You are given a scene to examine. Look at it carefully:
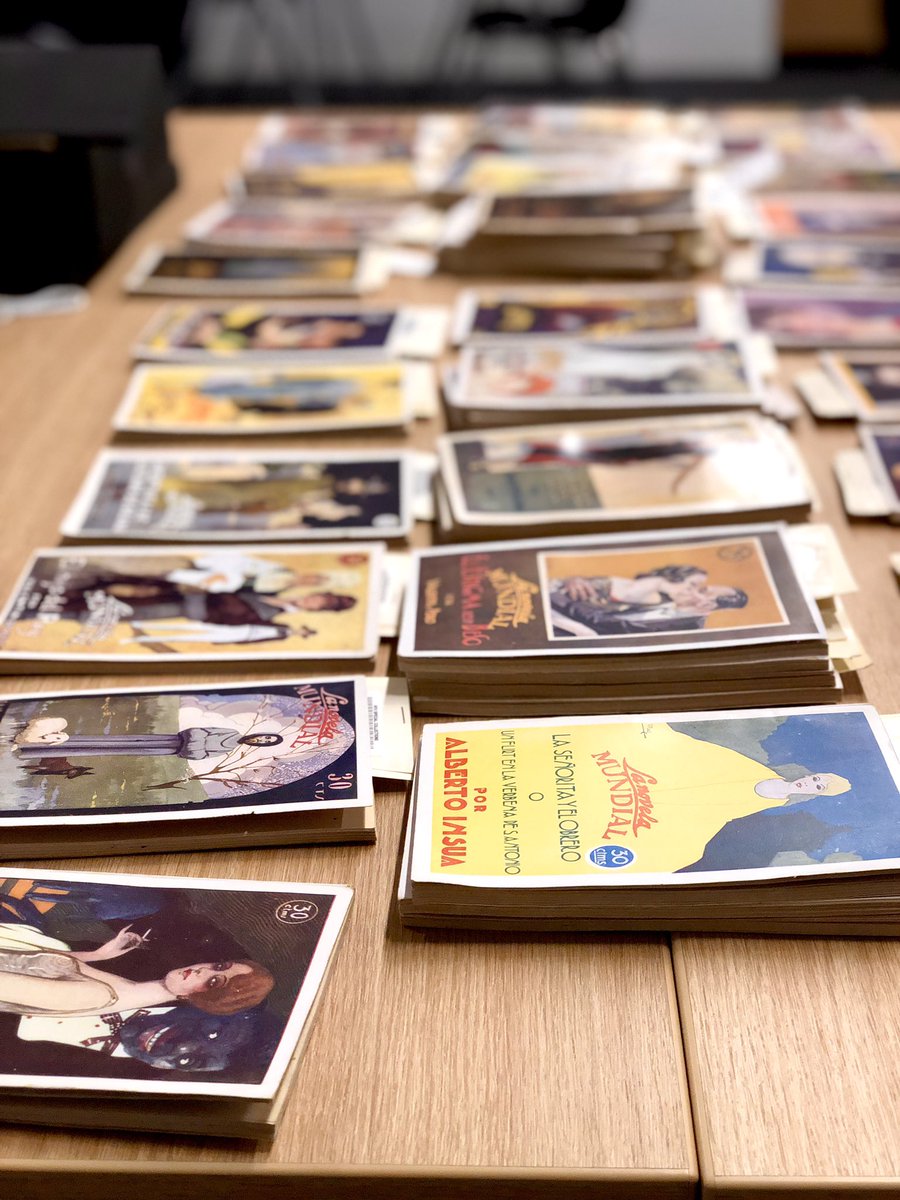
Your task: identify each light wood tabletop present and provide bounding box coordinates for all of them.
[0,109,898,1199]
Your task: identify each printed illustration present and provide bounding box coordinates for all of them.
[188,200,412,249]
[0,680,364,821]
[118,362,410,434]
[541,538,784,639]
[743,291,900,346]
[416,708,900,881]
[461,341,752,404]
[755,241,900,286]
[404,529,817,656]
[66,454,405,538]
[0,872,347,1095]
[142,251,359,284]
[865,430,900,502]
[757,196,900,239]
[143,305,399,356]
[446,418,802,518]
[244,161,418,196]
[468,294,699,339]
[487,189,694,226]
[0,548,378,662]
[823,354,900,415]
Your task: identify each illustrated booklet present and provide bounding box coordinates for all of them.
[61,449,413,542]
[124,245,391,298]
[740,287,900,348]
[0,867,351,1139]
[443,339,768,429]
[435,412,814,540]
[183,198,445,252]
[399,705,900,934]
[0,676,383,856]
[0,544,383,671]
[451,284,739,345]
[794,352,900,422]
[745,193,900,241]
[398,524,838,716]
[132,303,449,362]
[437,194,710,278]
[835,424,900,522]
[114,359,433,436]
[727,239,900,289]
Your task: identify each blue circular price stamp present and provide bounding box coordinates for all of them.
[587,845,634,869]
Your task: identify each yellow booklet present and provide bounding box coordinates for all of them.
[411,706,900,884]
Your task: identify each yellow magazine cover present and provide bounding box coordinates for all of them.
[116,362,412,435]
[412,708,900,884]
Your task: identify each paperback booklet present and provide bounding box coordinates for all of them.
[0,677,378,855]
[451,284,739,345]
[183,198,446,253]
[0,545,383,670]
[444,339,767,429]
[399,706,900,934]
[748,193,900,241]
[61,449,413,542]
[132,303,449,362]
[114,360,432,436]
[0,868,351,1139]
[835,425,900,521]
[398,524,836,716]
[124,245,390,297]
[740,288,900,348]
[435,412,814,539]
[797,351,900,422]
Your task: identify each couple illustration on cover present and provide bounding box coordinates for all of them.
[549,560,747,637]
[44,552,359,646]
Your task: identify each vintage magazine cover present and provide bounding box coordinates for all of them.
[451,284,738,344]
[399,525,823,659]
[124,245,389,297]
[0,545,383,667]
[728,240,900,289]
[0,678,371,827]
[858,425,900,516]
[0,868,351,1101]
[61,449,412,541]
[114,360,426,435]
[132,303,448,362]
[410,706,900,886]
[451,339,764,414]
[740,288,900,348]
[437,413,812,529]
[819,351,900,421]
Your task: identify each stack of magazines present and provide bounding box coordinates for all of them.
[435,104,718,277]
[437,190,714,278]
[398,525,840,715]
[433,413,813,542]
[0,869,351,1140]
[442,338,771,431]
[398,705,900,934]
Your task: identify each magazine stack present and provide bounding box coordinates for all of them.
[398,706,900,935]
[398,524,841,716]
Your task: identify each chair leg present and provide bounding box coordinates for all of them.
[547,34,567,88]
[595,26,628,86]
[253,0,323,103]
[338,0,384,84]
[428,0,476,86]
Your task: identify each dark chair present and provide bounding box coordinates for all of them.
[435,0,630,87]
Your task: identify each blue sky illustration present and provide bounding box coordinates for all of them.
[674,710,900,872]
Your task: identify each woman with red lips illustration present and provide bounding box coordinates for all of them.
[0,924,274,1018]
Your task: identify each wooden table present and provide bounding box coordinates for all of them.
[0,111,898,1199]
